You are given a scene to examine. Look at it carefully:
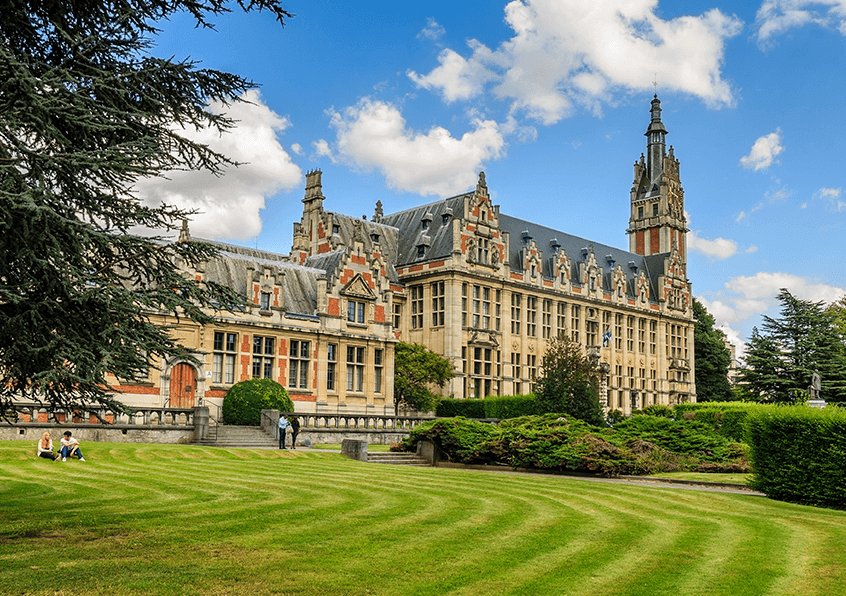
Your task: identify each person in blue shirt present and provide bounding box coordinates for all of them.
[277,414,289,449]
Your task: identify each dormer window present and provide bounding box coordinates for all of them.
[422,212,433,231]
[260,292,271,311]
[332,224,340,235]
[442,209,452,225]
[416,245,425,258]
[370,233,380,244]
[422,220,429,231]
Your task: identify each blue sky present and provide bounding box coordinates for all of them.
[144,0,846,354]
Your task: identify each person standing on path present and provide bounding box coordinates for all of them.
[289,416,300,449]
[278,414,289,449]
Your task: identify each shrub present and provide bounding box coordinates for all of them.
[747,406,846,509]
[402,417,497,463]
[222,378,294,426]
[606,409,626,426]
[639,404,675,418]
[484,394,538,419]
[436,398,486,419]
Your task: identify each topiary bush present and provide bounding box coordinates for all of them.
[484,394,538,419]
[222,378,294,426]
[747,406,846,509]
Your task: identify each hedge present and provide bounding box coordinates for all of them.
[746,406,846,509]
[673,402,771,442]
[222,378,294,426]
[436,398,486,419]
[484,394,538,419]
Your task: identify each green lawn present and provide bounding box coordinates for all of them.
[2,440,844,596]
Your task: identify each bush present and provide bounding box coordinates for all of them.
[639,404,675,418]
[747,406,846,509]
[484,394,538,419]
[674,402,772,442]
[436,398,486,419]
[222,378,294,426]
[402,417,497,463]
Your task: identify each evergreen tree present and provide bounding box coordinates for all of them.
[534,334,604,426]
[739,289,846,403]
[692,297,734,401]
[0,1,291,418]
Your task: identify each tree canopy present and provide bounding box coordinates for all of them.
[393,342,455,413]
[0,0,291,418]
[692,297,735,401]
[739,289,846,403]
[534,334,604,426]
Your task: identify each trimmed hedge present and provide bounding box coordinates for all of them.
[222,378,294,426]
[747,406,846,509]
[673,403,772,442]
[484,394,538,419]
[435,398,486,419]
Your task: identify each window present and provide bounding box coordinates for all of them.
[511,293,522,335]
[327,343,337,391]
[411,286,423,329]
[526,296,537,337]
[347,300,366,324]
[570,305,580,343]
[638,205,644,219]
[288,340,310,389]
[615,314,623,350]
[252,336,275,379]
[527,354,537,391]
[652,203,659,217]
[495,290,501,331]
[393,303,402,329]
[212,332,237,384]
[416,245,426,258]
[461,283,468,327]
[557,302,566,335]
[346,346,365,392]
[260,291,271,310]
[511,353,521,379]
[649,321,657,355]
[472,285,491,329]
[638,318,646,353]
[477,238,489,265]
[542,299,552,339]
[432,281,445,326]
[374,348,383,394]
[627,316,635,351]
[586,319,598,346]
[471,347,492,399]
[668,324,687,359]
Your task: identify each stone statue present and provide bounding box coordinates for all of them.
[810,370,822,399]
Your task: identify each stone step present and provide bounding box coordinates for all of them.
[368,452,430,466]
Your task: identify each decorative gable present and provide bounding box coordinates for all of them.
[340,273,376,301]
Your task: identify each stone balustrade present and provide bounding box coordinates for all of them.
[7,403,197,428]
[282,412,434,431]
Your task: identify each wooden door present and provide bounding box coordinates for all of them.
[169,363,196,408]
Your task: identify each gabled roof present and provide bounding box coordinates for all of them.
[379,194,469,266]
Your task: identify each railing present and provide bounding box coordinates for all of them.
[281,412,435,431]
[6,403,197,428]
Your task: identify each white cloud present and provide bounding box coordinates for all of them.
[736,201,763,222]
[326,98,505,196]
[817,187,845,212]
[134,90,302,240]
[688,230,738,260]
[312,139,334,160]
[740,130,784,171]
[755,0,846,45]
[409,0,742,124]
[291,143,303,155]
[418,17,446,41]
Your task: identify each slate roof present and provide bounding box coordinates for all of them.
[323,212,400,283]
[378,194,469,265]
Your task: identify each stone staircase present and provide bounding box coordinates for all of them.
[194,424,279,449]
[367,452,431,466]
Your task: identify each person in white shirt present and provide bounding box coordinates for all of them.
[60,431,85,461]
[277,415,289,449]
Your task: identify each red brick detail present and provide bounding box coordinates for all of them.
[195,275,202,281]
[113,384,161,395]
[38,412,48,422]
[409,265,423,272]
[318,243,331,254]
[466,224,476,232]
[510,272,522,280]
[205,389,227,398]
[351,254,366,266]
[253,284,260,304]
[363,272,374,288]
[390,284,403,292]
[603,292,612,300]
[291,393,317,403]
[240,355,251,381]
[279,338,288,356]
[573,286,582,293]
[375,304,385,322]
[628,299,636,305]
[318,222,326,239]
[273,287,280,307]
[650,228,660,254]
[543,280,553,287]
[650,304,660,310]
[20,413,31,422]
[636,231,645,255]
[328,297,340,317]
[428,260,445,269]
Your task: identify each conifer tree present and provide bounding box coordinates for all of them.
[0,1,291,418]
[692,298,734,401]
[535,334,604,426]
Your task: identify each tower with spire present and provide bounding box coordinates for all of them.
[627,95,688,266]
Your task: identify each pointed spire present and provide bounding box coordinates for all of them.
[178,219,191,243]
[645,95,668,186]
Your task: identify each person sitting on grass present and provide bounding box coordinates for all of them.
[60,431,85,462]
[37,431,60,462]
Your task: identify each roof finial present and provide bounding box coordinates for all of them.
[653,74,658,97]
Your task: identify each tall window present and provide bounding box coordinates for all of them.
[570,305,580,343]
[212,332,237,384]
[526,296,537,337]
[511,293,522,335]
[542,299,552,339]
[346,346,365,392]
[393,303,402,329]
[495,290,501,331]
[326,343,337,391]
[374,348,383,394]
[252,336,275,379]
[649,321,657,355]
[626,316,635,351]
[477,238,490,265]
[615,314,623,350]
[557,302,566,335]
[260,291,271,310]
[472,285,491,329]
[432,281,445,326]
[461,283,468,327]
[411,286,423,329]
[288,340,310,389]
[511,353,521,380]
[347,300,366,324]
[527,354,537,391]
[638,318,646,353]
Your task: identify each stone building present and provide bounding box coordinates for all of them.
[112,95,695,415]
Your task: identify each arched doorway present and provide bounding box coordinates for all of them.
[169,363,197,408]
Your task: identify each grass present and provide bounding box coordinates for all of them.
[648,472,753,485]
[2,440,845,596]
